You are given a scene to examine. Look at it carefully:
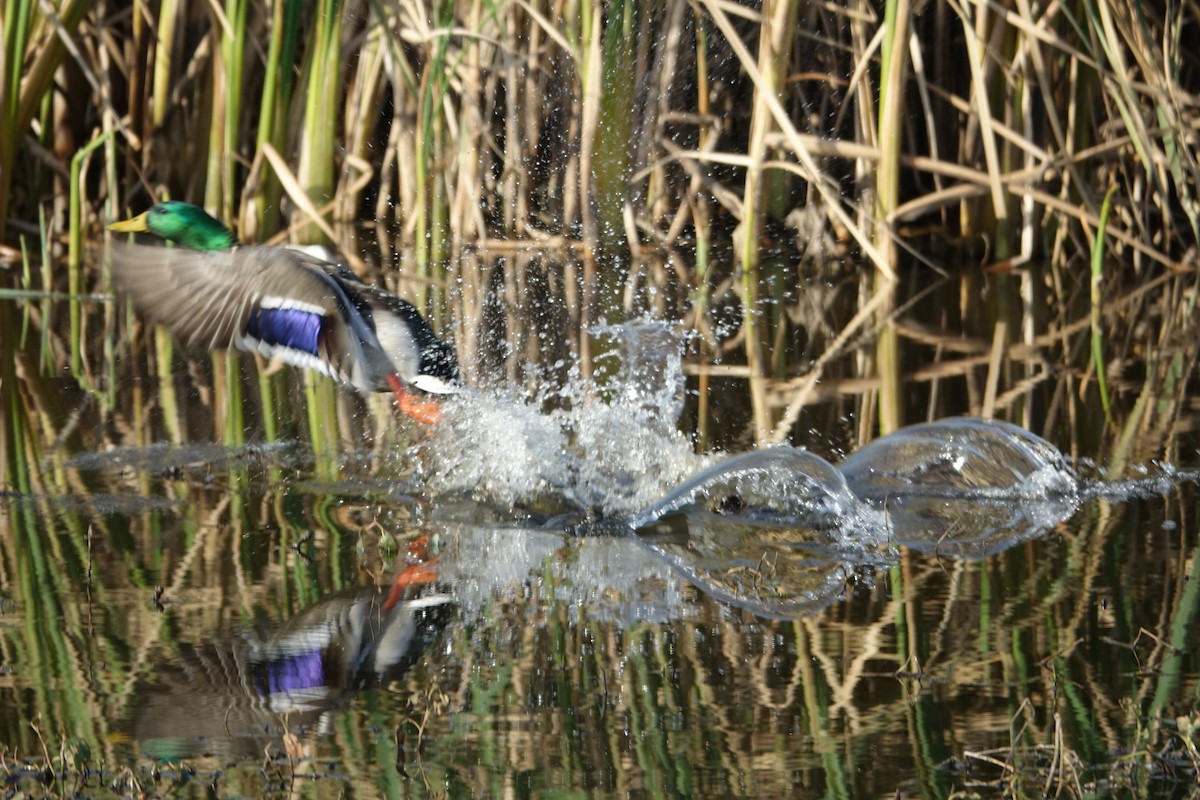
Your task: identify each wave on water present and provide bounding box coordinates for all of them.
[840,417,1078,499]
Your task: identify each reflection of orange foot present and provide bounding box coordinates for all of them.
[386,374,442,425]
[406,534,432,563]
[382,560,440,612]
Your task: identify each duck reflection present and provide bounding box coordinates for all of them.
[134,581,452,761]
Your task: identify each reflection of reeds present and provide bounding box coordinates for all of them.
[1,415,1199,793]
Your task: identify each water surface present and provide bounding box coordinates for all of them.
[2,282,1198,799]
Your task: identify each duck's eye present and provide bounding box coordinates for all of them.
[152,207,167,214]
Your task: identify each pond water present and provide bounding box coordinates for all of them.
[2,277,1199,798]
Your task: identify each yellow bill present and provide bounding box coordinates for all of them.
[107,211,151,233]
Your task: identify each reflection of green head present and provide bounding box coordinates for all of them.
[108,201,235,251]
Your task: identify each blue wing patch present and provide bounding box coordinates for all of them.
[247,307,322,355]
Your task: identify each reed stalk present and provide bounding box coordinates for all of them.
[203,0,248,222]
[152,328,182,445]
[0,316,28,490]
[736,0,797,443]
[874,0,910,437]
[428,122,449,320]
[411,46,435,284]
[0,0,90,241]
[150,0,180,126]
[336,21,385,226]
[305,372,340,481]
[591,0,635,265]
[256,368,278,444]
[1089,185,1118,426]
[0,0,35,246]
[69,131,113,408]
[296,0,343,244]
[576,0,600,250]
[221,352,245,447]
[249,0,302,239]
[690,15,714,449]
[37,211,53,373]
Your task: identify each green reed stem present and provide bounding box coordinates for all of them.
[592,0,635,319]
[204,0,247,221]
[153,328,182,445]
[253,0,301,237]
[257,370,278,443]
[305,373,339,481]
[1,316,30,490]
[297,0,342,243]
[151,0,179,124]
[69,130,113,408]
[37,209,53,372]
[1090,185,1118,426]
[221,352,245,447]
[412,4,454,295]
[19,236,31,349]
[0,0,34,244]
[0,0,35,242]
[0,0,90,240]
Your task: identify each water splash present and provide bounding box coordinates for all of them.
[417,320,707,517]
[627,448,892,617]
[416,321,897,618]
[412,344,1149,608]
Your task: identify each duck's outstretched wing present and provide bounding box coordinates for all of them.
[109,242,379,388]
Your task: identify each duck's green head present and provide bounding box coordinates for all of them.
[108,201,235,251]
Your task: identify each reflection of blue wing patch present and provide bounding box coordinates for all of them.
[247,307,321,355]
[253,650,326,695]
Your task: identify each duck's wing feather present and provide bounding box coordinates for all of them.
[110,242,379,388]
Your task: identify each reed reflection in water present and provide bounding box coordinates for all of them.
[3,465,1197,797]
[2,274,1199,797]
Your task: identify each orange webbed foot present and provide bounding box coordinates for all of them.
[386,373,443,425]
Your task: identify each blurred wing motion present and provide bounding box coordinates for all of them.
[111,241,461,421]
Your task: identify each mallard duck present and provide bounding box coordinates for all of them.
[108,202,460,424]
